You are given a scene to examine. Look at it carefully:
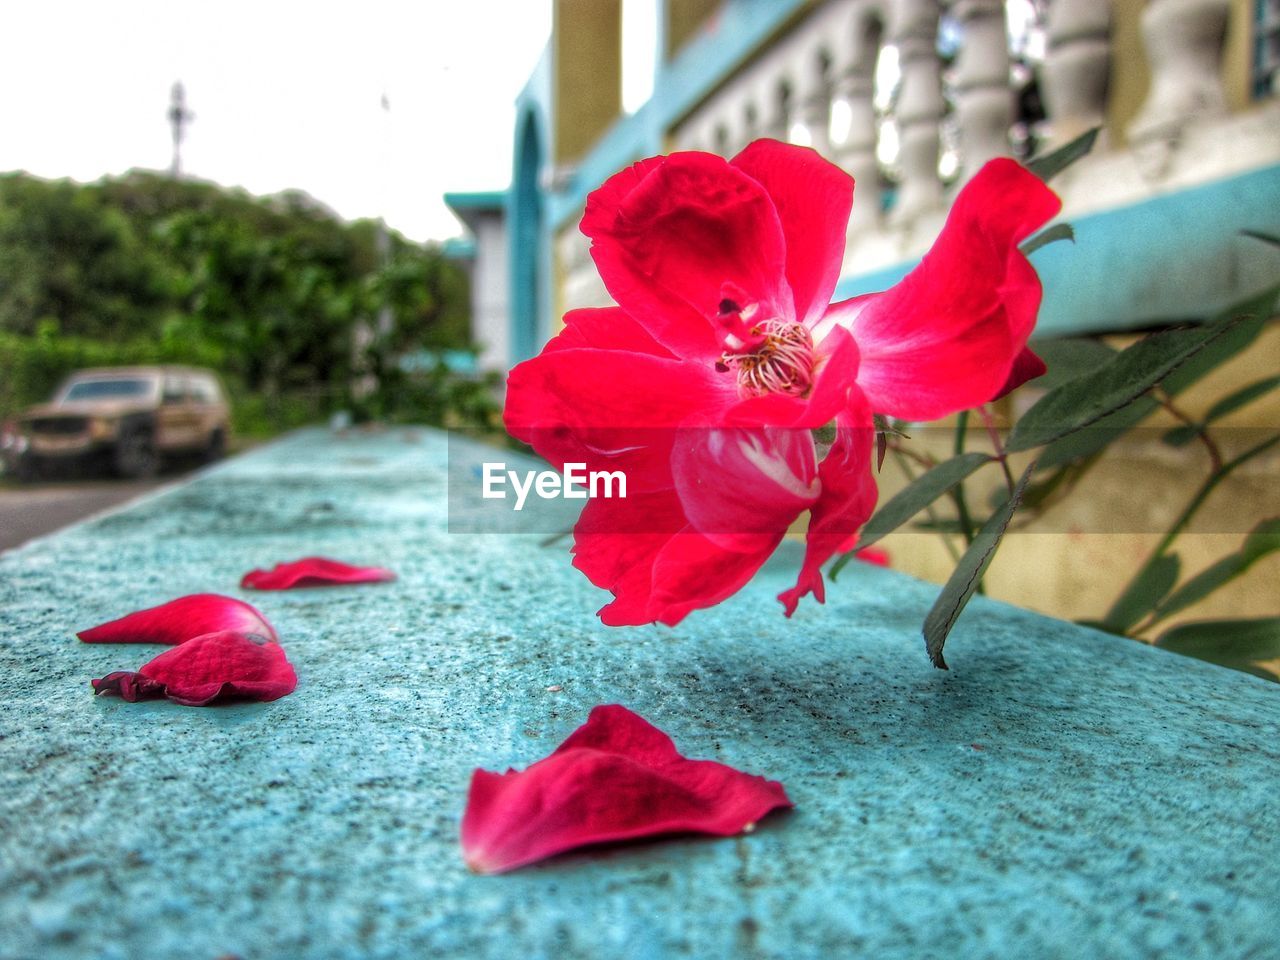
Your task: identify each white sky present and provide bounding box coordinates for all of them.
[0,1,554,242]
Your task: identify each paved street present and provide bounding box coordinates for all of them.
[0,477,171,552]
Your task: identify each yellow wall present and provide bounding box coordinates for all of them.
[553,0,623,166]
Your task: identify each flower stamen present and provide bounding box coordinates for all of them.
[720,320,816,398]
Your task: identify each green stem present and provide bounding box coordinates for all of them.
[951,411,978,547]
[890,447,963,564]
[977,404,1016,494]
[1122,431,1280,635]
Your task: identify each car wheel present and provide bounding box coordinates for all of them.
[203,428,226,464]
[114,427,158,479]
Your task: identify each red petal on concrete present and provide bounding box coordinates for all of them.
[77,593,278,645]
[240,557,397,590]
[91,630,297,706]
[460,704,792,874]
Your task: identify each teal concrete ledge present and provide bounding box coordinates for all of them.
[1,428,1277,959]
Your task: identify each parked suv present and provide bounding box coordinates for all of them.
[3,366,231,480]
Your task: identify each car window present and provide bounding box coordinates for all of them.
[62,379,154,402]
[191,376,222,403]
[162,377,186,404]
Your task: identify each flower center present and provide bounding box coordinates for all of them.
[718,319,816,398]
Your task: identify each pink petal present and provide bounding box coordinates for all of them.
[856,547,891,567]
[541,306,676,359]
[505,336,732,493]
[992,346,1047,400]
[571,490,782,627]
[731,139,854,328]
[779,392,878,616]
[460,705,791,874]
[670,424,818,551]
[582,151,793,361]
[240,557,396,590]
[91,630,297,706]
[77,593,278,645]
[837,158,1061,421]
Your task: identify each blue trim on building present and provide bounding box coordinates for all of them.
[835,163,1280,338]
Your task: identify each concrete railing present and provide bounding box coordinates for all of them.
[557,0,1276,324]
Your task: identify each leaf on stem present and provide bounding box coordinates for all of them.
[1100,553,1181,634]
[1021,222,1075,256]
[922,460,1035,669]
[1155,617,1280,682]
[829,452,990,580]
[1008,286,1278,453]
[1025,128,1100,182]
[1146,518,1280,626]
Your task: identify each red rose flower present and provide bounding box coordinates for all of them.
[505,140,1059,625]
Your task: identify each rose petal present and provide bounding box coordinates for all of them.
[583,151,793,362]
[460,705,792,874]
[91,630,297,706]
[833,158,1061,421]
[731,139,854,328]
[77,593,278,645]
[240,557,396,590]
[571,489,782,627]
[992,346,1047,400]
[779,391,878,616]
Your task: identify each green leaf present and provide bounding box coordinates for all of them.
[922,460,1035,669]
[1100,553,1181,633]
[1155,617,1280,681]
[1203,373,1280,423]
[1147,519,1280,625]
[1025,128,1100,182]
[1240,229,1280,248]
[1007,288,1279,453]
[1021,222,1074,256]
[1031,337,1117,391]
[1161,423,1202,448]
[831,452,991,580]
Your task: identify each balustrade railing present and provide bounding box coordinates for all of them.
[559,0,1273,315]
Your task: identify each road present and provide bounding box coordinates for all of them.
[0,477,171,552]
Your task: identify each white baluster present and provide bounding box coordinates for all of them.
[831,2,886,229]
[1041,0,1112,148]
[1129,0,1232,144]
[890,0,945,223]
[796,47,833,154]
[951,0,1012,179]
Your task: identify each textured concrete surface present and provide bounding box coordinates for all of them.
[1,427,1277,960]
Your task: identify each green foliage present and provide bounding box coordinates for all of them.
[830,452,990,579]
[1156,617,1280,681]
[1025,128,1100,182]
[0,170,480,433]
[922,461,1035,669]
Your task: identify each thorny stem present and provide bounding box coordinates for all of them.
[1123,431,1280,636]
[977,404,1016,494]
[1155,387,1223,472]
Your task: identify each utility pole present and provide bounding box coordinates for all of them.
[168,81,194,177]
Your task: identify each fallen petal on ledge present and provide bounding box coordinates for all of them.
[91,630,298,706]
[240,556,397,590]
[461,704,792,874]
[78,593,279,645]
